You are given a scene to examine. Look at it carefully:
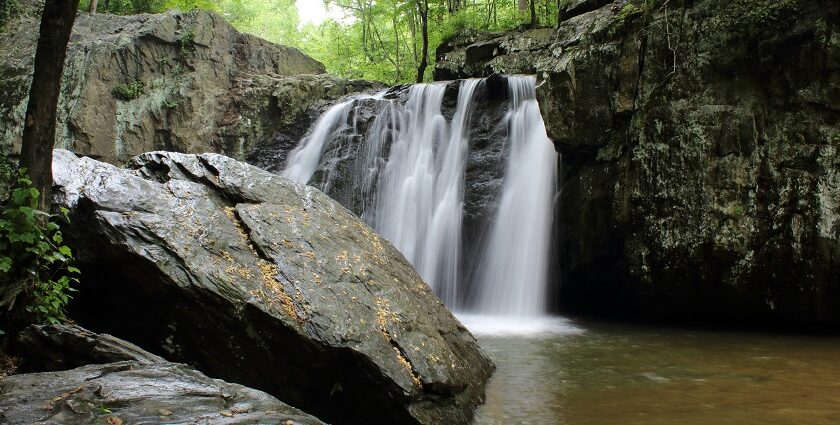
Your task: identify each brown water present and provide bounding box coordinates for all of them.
[470,318,840,425]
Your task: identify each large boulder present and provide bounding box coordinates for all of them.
[436,0,840,325]
[0,3,380,164]
[50,149,494,425]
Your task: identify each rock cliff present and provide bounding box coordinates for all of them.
[0,2,381,165]
[437,0,840,325]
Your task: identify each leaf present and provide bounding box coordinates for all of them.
[0,257,11,273]
[67,266,81,274]
[59,246,72,257]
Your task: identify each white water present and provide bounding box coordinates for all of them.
[471,76,558,317]
[456,313,583,337]
[282,91,385,184]
[375,80,481,305]
[281,76,558,329]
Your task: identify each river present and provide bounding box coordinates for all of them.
[464,316,840,424]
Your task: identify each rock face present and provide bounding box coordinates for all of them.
[51,149,494,425]
[0,2,380,164]
[0,361,325,424]
[436,0,840,325]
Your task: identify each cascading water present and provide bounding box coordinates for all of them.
[282,91,385,184]
[281,76,559,329]
[375,80,481,305]
[471,76,558,316]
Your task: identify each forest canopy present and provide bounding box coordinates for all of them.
[76,0,564,83]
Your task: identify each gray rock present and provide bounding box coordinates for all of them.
[0,6,382,165]
[0,360,325,424]
[15,324,166,372]
[436,0,840,325]
[51,149,493,425]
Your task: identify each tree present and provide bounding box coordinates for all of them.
[19,0,81,213]
[89,0,98,13]
[415,0,428,82]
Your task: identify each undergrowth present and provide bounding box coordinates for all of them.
[0,167,79,327]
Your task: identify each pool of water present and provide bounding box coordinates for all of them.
[464,316,840,425]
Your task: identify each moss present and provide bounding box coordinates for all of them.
[0,0,21,32]
[711,0,799,33]
[112,80,146,101]
[606,0,663,38]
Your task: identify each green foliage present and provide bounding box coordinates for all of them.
[79,0,166,14]
[92,0,560,83]
[743,0,798,27]
[112,79,146,101]
[0,169,79,324]
[179,30,196,54]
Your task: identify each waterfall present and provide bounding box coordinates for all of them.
[282,91,385,184]
[471,76,557,316]
[375,80,481,305]
[281,76,557,321]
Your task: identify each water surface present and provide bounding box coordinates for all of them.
[470,317,840,425]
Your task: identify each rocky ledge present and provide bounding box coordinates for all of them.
[437,0,840,326]
[2,325,325,424]
[46,149,493,425]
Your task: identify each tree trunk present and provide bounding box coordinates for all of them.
[415,0,428,83]
[89,0,98,13]
[518,0,528,12]
[529,0,537,27]
[19,0,81,213]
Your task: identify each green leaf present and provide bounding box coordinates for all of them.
[67,266,81,274]
[59,246,73,257]
[0,257,11,273]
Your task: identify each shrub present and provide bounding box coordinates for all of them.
[0,169,79,325]
[112,79,146,101]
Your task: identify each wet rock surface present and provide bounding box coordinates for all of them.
[0,361,325,425]
[3,323,324,424]
[51,149,494,425]
[436,0,840,326]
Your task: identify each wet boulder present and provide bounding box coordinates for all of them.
[0,361,325,425]
[51,149,494,425]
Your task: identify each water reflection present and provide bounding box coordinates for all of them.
[472,319,840,425]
